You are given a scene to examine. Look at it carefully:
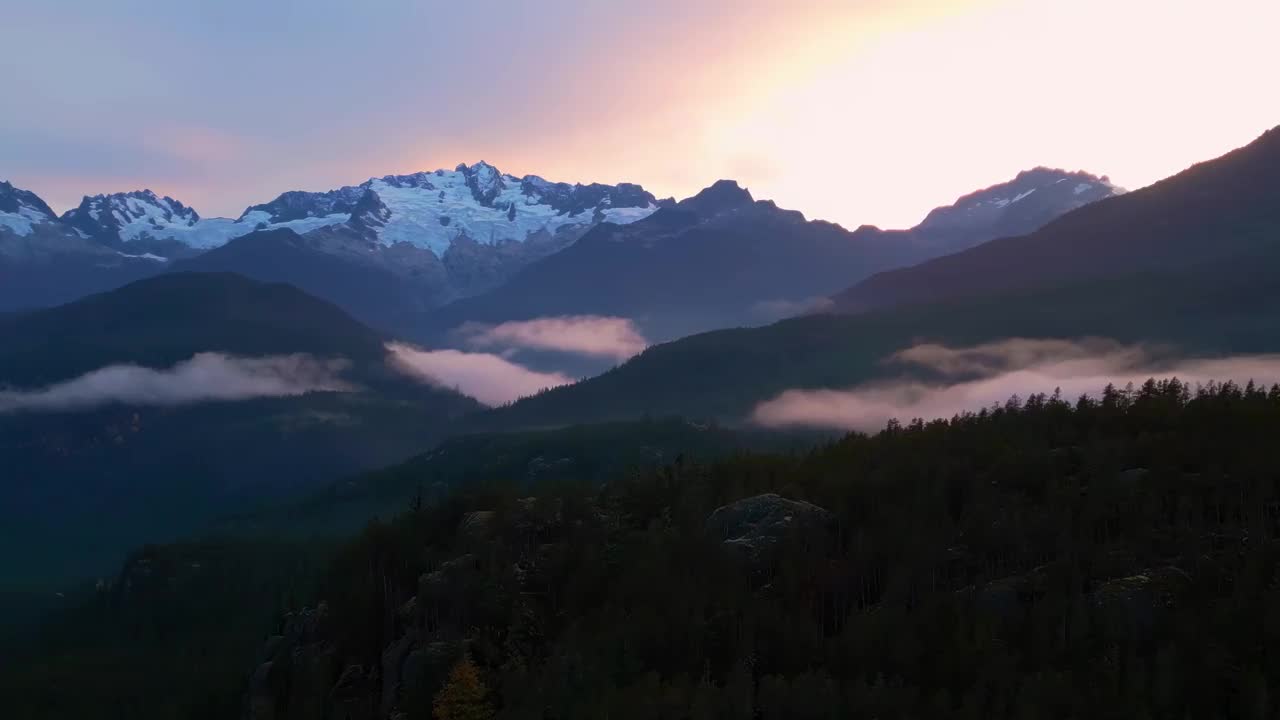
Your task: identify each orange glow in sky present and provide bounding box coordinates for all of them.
[8,0,1280,230]
[486,0,1280,229]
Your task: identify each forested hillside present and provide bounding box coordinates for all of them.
[0,273,480,588]
[479,247,1280,429]
[12,379,1280,718]
[220,418,823,541]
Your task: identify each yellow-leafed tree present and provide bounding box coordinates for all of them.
[433,653,494,720]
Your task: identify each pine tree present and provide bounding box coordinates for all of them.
[433,653,494,720]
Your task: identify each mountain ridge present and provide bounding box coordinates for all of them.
[832,125,1280,313]
[0,164,1121,331]
[44,161,663,259]
[416,168,1122,353]
[0,271,482,584]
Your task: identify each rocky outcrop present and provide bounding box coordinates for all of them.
[705,493,832,560]
[241,496,597,719]
[1091,566,1191,632]
[246,603,337,720]
[244,509,518,719]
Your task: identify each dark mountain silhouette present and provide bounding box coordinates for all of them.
[473,240,1280,430]
[172,229,452,336]
[0,273,480,586]
[833,126,1280,313]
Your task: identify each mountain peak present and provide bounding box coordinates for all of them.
[834,125,1280,316]
[457,160,499,173]
[0,180,57,220]
[679,180,754,214]
[0,180,60,236]
[456,161,507,206]
[57,190,225,256]
[915,167,1123,239]
[70,189,201,224]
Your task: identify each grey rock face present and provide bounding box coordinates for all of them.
[705,493,832,556]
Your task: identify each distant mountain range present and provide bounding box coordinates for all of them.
[41,162,662,259]
[419,169,1123,350]
[1,164,1119,342]
[471,125,1280,429]
[0,163,665,318]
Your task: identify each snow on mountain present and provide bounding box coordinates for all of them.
[0,180,177,293]
[115,250,170,262]
[245,162,662,256]
[45,163,660,258]
[0,181,59,236]
[58,189,350,255]
[236,211,353,236]
[917,167,1124,237]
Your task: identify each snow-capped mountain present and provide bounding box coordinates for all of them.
[916,167,1124,244]
[51,162,662,262]
[58,190,349,259]
[0,180,59,235]
[0,164,664,325]
[1,163,1124,338]
[0,182,175,311]
[244,161,663,256]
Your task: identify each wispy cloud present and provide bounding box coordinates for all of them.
[750,296,835,323]
[753,338,1280,430]
[457,315,648,361]
[0,353,352,414]
[386,342,572,406]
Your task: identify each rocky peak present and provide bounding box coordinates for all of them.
[59,190,201,246]
[239,186,365,224]
[0,180,56,219]
[678,179,755,216]
[0,181,58,236]
[456,161,507,207]
[915,167,1124,240]
[347,188,392,237]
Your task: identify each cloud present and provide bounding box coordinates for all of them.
[753,338,1280,430]
[0,353,353,414]
[750,296,835,323]
[386,342,573,407]
[888,338,1162,379]
[457,315,648,361]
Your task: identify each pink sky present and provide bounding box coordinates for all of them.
[6,0,1279,229]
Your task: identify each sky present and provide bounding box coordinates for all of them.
[3,0,1279,230]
